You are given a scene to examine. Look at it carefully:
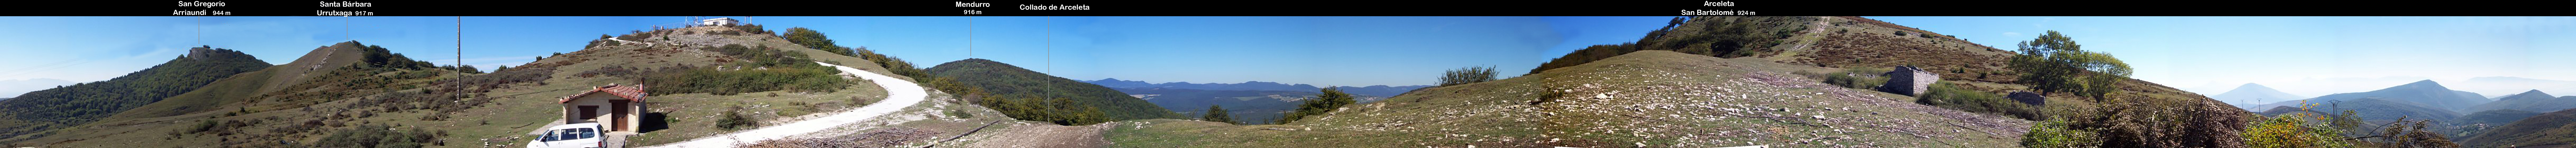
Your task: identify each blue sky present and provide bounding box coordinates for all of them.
[9,16,2564,98]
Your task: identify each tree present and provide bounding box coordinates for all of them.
[492,65,507,72]
[2008,31,2131,99]
[457,65,482,74]
[1439,66,1499,86]
[1277,88,1355,124]
[1202,105,1235,125]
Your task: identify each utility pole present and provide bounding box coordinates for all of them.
[456,16,463,104]
[458,16,464,74]
[1046,16,1051,99]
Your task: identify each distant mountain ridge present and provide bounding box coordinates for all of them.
[2259,97,2460,122]
[1112,88,1315,124]
[2211,83,2305,108]
[2466,90,2576,113]
[2455,76,2576,98]
[1081,78,1431,97]
[2250,80,2490,112]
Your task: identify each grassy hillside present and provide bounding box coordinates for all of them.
[1654,16,2252,147]
[1105,16,2253,147]
[2459,109,2543,126]
[927,59,1178,125]
[1108,51,2033,147]
[101,41,415,121]
[4,26,900,148]
[1,41,476,147]
[2457,108,2576,147]
[0,47,270,140]
[1530,16,1819,75]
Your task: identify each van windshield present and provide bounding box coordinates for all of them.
[541,128,597,142]
[538,130,557,142]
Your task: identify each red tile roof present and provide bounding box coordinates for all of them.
[560,84,647,103]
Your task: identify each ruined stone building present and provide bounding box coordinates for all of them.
[1876,65,1938,96]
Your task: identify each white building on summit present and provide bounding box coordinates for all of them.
[698,17,738,26]
[1876,65,1938,96]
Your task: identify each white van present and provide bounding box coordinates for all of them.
[528,123,606,148]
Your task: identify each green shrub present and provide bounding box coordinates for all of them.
[642,65,846,95]
[1916,82,2043,120]
[2241,104,2354,148]
[715,105,756,130]
[782,27,857,57]
[643,44,850,95]
[1438,65,1499,86]
[188,120,219,133]
[978,95,1108,125]
[853,47,931,79]
[1820,68,1890,90]
[727,24,770,35]
[1276,88,1356,124]
[944,109,973,118]
[2054,92,2249,147]
[2021,119,2101,148]
[1201,105,1236,125]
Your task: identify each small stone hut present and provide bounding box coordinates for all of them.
[1876,65,1939,96]
[560,84,647,132]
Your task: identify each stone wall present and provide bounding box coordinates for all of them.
[1875,66,1938,96]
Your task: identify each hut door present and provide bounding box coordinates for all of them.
[611,100,630,131]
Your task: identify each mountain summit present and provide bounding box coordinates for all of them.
[2212,83,2306,107]
[2497,90,2554,101]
